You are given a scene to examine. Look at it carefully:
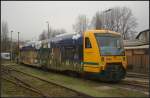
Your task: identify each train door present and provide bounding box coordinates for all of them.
[83,32,101,73]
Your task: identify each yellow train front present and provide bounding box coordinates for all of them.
[20,30,127,82]
[83,30,127,82]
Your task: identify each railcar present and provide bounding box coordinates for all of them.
[20,30,127,82]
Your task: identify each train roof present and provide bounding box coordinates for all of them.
[86,29,121,35]
[55,32,76,37]
[51,33,83,47]
[21,40,42,50]
[21,33,83,50]
[52,33,82,40]
[21,30,120,49]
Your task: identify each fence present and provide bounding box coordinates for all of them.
[126,55,149,74]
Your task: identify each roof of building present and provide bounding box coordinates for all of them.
[123,39,149,49]
[124,45,149,49]
[123,39,147,47]
[136,29,150,39]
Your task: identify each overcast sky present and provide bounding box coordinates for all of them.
[1,1,149,41]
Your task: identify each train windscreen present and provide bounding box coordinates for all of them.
[95,33,125,56]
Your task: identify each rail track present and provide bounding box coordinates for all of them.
[2,77,45,97]
[127,72,149,79]
[118,79,149,96]
[123,72,149,91]
[2,64,149,96]
[120,80,149,90]
[1,69,46,97]
[1,65,92,97]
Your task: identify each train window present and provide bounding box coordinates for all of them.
[85,37,92,48]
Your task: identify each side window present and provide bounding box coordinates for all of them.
[85,37,92,48]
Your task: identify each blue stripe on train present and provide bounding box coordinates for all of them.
[81,62,99,65]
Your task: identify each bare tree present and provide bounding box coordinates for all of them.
[91,12,103,30]
[38,28,66,41]
[92,7,138,40]
[73,15,89,34]
[128,31,137,40]
[38,30,47,40]
[1,21,10,51]
[51,29,66,37]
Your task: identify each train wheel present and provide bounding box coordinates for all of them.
[104,65,126,83]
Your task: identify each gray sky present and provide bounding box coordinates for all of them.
[1,1,149,41]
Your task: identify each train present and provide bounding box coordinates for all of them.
[20,30,127,82]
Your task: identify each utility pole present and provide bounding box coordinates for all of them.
[10,30,13,62]
[46,21,50,39]
[17,32,20,63]
[103,9,112,29]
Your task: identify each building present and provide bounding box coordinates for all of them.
[136,29,149,44]
[124,29,149,74]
